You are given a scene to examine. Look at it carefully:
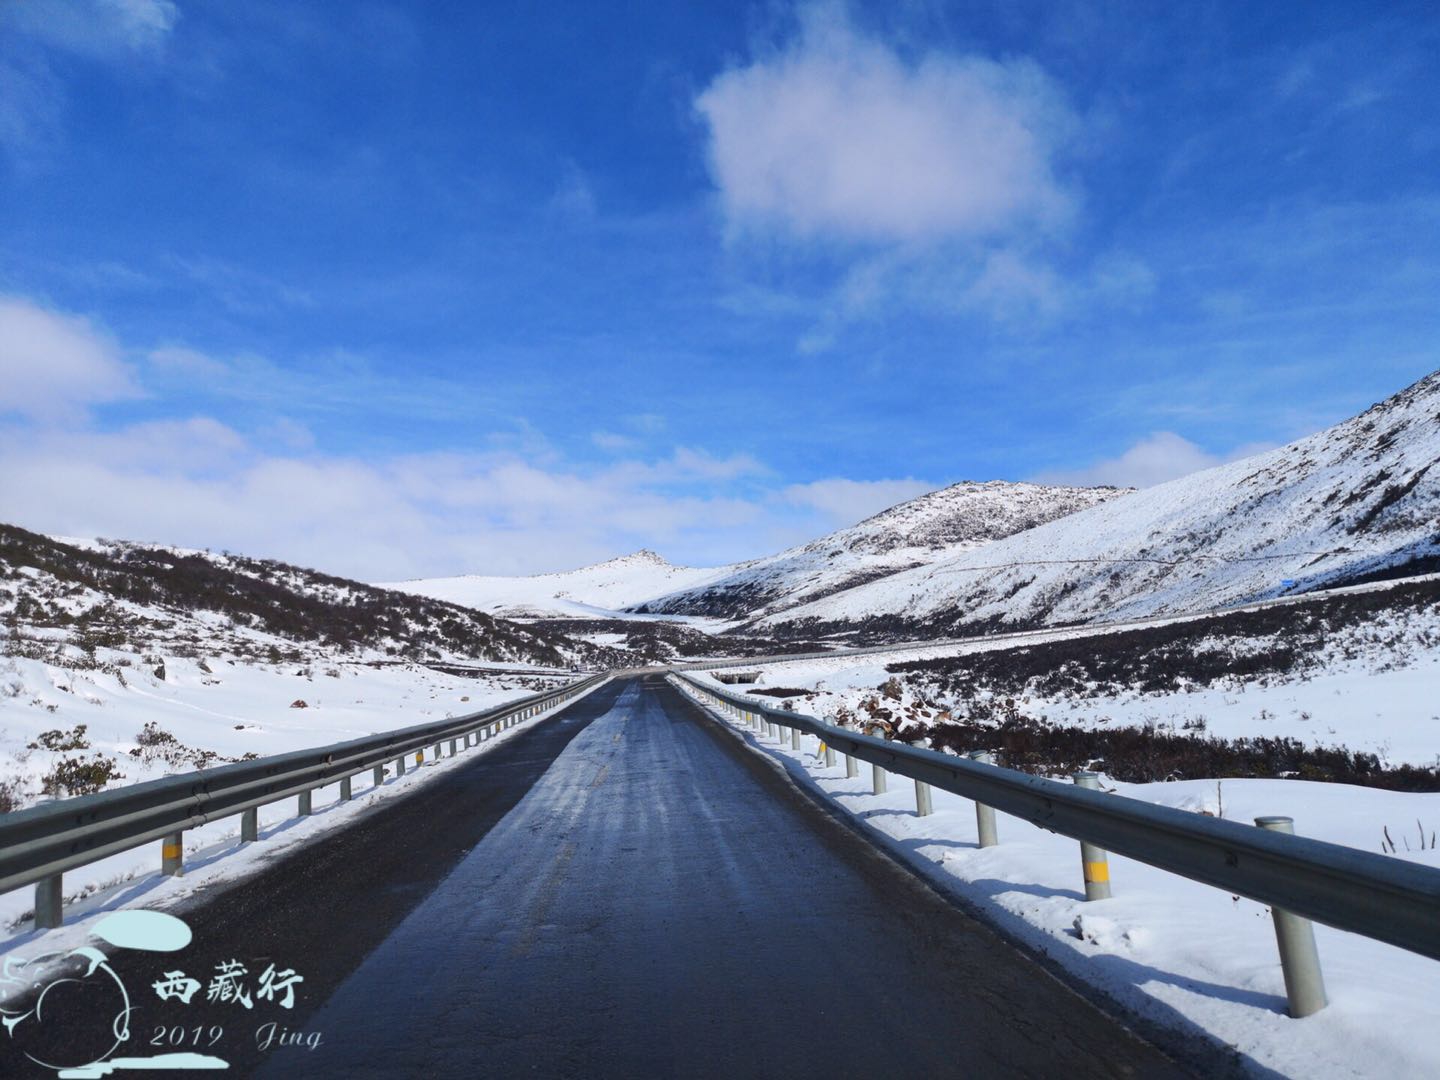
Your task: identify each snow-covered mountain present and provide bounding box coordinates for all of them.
[378,549,731,620]
[762,369,1440,637]
[0,526,590,669]
[630,481,1129,621]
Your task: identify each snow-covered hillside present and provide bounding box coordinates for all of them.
[0,524,596,814]
[378,549,733,621]
[764,369,1440,637]
[0,525,589,668]
[632,481,1128,621]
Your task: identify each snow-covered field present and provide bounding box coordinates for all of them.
[676,677,1440,1078]
[700,588,1440,769]
[0,648,558,794]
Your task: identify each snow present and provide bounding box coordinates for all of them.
[765,370,1440,633]
[691,600,1440,767]
[0,650,555,788]
[675,677,1440,1078]
[377,549,737,624]
[636,480,1127,620]
[379,481,1127,629]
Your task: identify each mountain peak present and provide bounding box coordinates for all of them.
[603,549,670,568]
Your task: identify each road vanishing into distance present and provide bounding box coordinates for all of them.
[15,677,1212,1078]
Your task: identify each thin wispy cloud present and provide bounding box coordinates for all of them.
[0,0,179,162]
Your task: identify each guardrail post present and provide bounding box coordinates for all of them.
[162,832,184,876]
[1072,772,1112,899]
[241,807,259,842]
[915,779,933,817]
[449,738,458,757]
[823,742,836,768]
[1255,816,1328,1017]
[791,726,801,751]
[872,762,888,794]
[845,750,858,778]
[968,751,999,847]
[373,763,385,788]
[396,753,406,776]
[298,790,313,816]
[35,875,62,929]
[340,776,354,802]
[432,742,442,762]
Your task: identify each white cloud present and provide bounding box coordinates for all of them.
[695,4,1074,244]
[0,299,923,581]
[1035,432,1277,489]
[0,296,141,420]
[0,397,788,580]
[781,477,935,526]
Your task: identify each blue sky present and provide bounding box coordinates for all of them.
[1,0,1437,579]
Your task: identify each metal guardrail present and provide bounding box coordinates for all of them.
[671,671,1440,1017]
[2,673,611,927]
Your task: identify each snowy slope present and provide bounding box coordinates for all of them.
[378,549,734,620]
[0,525,596,817]
[0,525,586,668]
[763,369,1440,635]
[633,481,1128,620]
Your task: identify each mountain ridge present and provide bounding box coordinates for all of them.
[757,369,1440,638]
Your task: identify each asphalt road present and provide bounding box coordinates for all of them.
[1,678,629,1078]
[254,675,1191,1079]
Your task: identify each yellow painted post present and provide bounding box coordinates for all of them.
[1073,772,1112,900]
[161,832,184,876]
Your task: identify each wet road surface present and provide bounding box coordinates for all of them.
[260,676,1190,1078]
[1,679,627,1078]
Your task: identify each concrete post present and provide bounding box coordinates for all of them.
[872,762,888,794]
[162,832,184,876]
[373,764,385,788]
[1256,816,1329,1017]
[449,738,458,757]
[969,751,999,847]
[298,790,313,816]
[35,875,62,930]
[242,806,259,842]
[1073,772,1112,900]
[340,776,353,802]
[915,779,933,817]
